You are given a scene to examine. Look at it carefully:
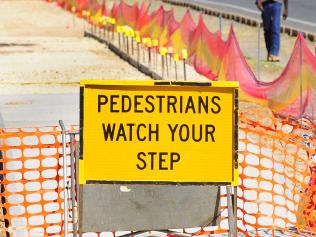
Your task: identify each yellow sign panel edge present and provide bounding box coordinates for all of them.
[80,79,239,88]
[79,79,239,186]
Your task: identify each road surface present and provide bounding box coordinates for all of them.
[0,94,79,128]
[184,0,316,34]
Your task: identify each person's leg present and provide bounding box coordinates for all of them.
[262,3,272,59]
[270,2,282,57]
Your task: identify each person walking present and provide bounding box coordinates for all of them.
[255,0,288,62]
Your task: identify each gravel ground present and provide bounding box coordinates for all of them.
[0,0,149,95]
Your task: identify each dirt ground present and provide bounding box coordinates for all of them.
[0,0,149,95]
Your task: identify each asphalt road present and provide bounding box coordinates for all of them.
[0,94,79,128]
[186,0,316,34]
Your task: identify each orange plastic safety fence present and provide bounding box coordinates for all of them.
[0,111,315,237]
[182,108,316,236]
[235,110,316,236]
[0,126,79,237]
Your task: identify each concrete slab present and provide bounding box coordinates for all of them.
[80,184,221,232]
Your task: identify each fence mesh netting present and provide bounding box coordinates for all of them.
[0,126,79,237]
[48,0,316,121]
[0,107,315,236]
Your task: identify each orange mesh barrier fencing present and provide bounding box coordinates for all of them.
[80,109,316,237]
[0,126,79,237]
[235,108,316,236]
[1,110,315,236]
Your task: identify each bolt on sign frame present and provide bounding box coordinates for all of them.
[76,80,239,237]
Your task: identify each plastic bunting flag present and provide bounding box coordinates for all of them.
[53,0,316,121]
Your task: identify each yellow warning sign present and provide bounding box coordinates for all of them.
[80,80,239,185]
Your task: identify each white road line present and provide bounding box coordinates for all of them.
[199,0,259,15]
[287,18,316,28]
[192,0,316,28]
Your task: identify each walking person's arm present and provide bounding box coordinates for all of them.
[255,0,264,12]
[283,0,288,20]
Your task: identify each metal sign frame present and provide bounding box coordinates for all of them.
[79,80,239,186]
[59,79,239,237]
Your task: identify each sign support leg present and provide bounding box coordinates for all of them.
[234,186,238,236]
[75,142,81,237]
[59,120,69,237]
[226,186,236,237]
[70,134,78,237]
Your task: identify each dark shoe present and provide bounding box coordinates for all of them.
[267,54,272,62]
[270,55,280,62]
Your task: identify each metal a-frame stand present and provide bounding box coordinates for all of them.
[59,82,238,237]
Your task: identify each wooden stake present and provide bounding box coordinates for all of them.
[166,54,169,78]
[111,25,114,40]
[169,53,172,71]
[137,43,140,62]
[155,48,158,71]
[123,34,126,50]
[127,36,130,55]
[174,60,178,81]
[118,32,121,49]
[162,55,165,79]
[183,59,187,81]
[148,47,151,69]
[131,38,134,56]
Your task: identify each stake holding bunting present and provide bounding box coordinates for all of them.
[82,10,87,31]
[165,47,173,78]
[168,46,173,75]
[87,11,92,33]
[182,49,188,80]
[146,37,153,68]
[173,53,179,80]
[124,27,130,55]
[117,26,123,49]
[110,18,116,40]
[142,37,147,63]
[105,17,111,41]
[130,29,135,55]
[160,47,167,79]
[101,17,106,39]
[122,26,126,51]
[71,6,76,28]
[153,39,159,70]
[219,15,222,35]
[135,31,141,62]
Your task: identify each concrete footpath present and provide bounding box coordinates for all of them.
[0,94,78,128]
